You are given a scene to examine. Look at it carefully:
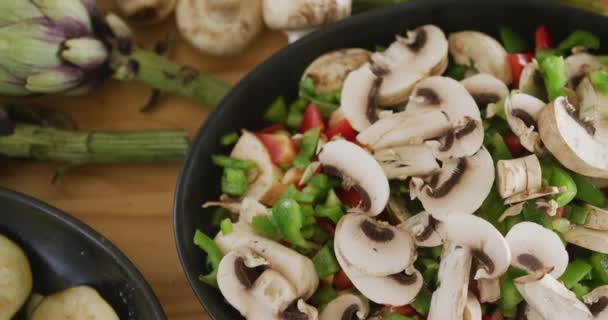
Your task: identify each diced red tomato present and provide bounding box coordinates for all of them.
[503,132,526,157]
[327,118,357,141]
[315,217,336,238]
[333,269,354,290]
[336,188,362,208]
[535,24,554,50]
[509,53,534,87]
[258,123,287,134]
[392,305,418,317]
[300,103,325,133]
[257,133,298,165]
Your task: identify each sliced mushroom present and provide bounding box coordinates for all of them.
[371,25,449,105]
[519,60,548,101]
[514,273,592,320]
[203,197,268,226]
[215,229,319,299]
[263,0,351,30]
[520,303,546,320]
[29,286,119,320]
[231,131,283,204]
[538,97,608,178]
[176,0,264,56]
[463,294,482,320]
[506,222,568,278]
[584,205,608,231]
[428,244,472,320]
[583,285,608,318]
[476,278,501,303]
[498,202,525,222]
[564,226,608,254]
[373,144,439,180]
[357,109,451,150]
[505,93,547,153]
[577,76,608,143]
[496,155,542,199]
[407,76,484,160]
[0,234,33,320]
[320,294,369,320]
[504,186,564,205]
[448,31,512,85]
[217,250,297,318]
[566,53,607,88]
[385,196,412,225]
[318,140,390,216]
[114,0,176,25]
[281,299,319,320]
[444,214,511,279]
[303,48,372,93]
[536,199,559,217]
[340,64,383,131]
[335,245,423,306]
[403,211,444,247]
[461,73,509,109]
[334,213,415,276]
[409,147,495,219]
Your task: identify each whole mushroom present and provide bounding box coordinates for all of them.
[29,286,119,320]
[0,234,33,320]
[176,0,265,56]
[302,48,372,94]
[114,0,176,25]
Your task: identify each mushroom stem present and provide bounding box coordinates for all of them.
[111,48,231,107]
[496,155,542,199]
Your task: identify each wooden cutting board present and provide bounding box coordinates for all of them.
[0,1,287,319]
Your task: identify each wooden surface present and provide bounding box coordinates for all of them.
[0,2,287,319]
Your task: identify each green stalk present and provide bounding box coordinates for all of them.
[0,124,188,164]
[112,48,231,108]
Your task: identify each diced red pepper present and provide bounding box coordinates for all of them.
[336,187,362,208]
[300,103,325,133]
[333,268,354,290]
[392,305,418,317]
[315,217,336,238]
[258,123,287,134]
[509,53,534,87]
[257,133,298,165]
[327,118,357,142]
[503,132,526,157]
[535,24,554,50]
[555,207,565,219]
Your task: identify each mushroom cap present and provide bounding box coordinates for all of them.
[514,273,592,320]
[428,244,472,320]
[340,64,383,131]
[403,211,444,247]
[373,144,439,180]
[334,213,415,276]
[335,245,423,306]
[263,0,352,30]
[409,147,495,219]
[318,140,389,216]
[519,60,548,101]
[372,25,449,105]
[115,0,176,25]
[319,294,369,320]
[448,31,512,85]
[565,53,606,88]
[538,97,608,178]
[496,155,542,199]
[215,228,319,298]
[0,234,33,320]
[406,76,483,160]
[463,295,482,320]
[584,204,608,231]
[29,286,119,320]
[303,48,371,93]
[505,93,546,153]
[565,225,608,254]
[506,222,569,278]
[444,214,511,280]
[461,73,509,109]
[357,109,451,150]
[231,131,283,202]
[583,285,608,318]
[176,0,264,56]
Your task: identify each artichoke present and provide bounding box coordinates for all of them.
[0,0,230,107]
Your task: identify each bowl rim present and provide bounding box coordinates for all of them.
[174,0,604,317]
[0,187,167,319]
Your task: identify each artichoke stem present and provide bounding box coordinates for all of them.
[112,48,231,108]
[0,124,189,164]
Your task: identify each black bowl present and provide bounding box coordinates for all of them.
[174,0,608,318]
[0,188,166,320]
